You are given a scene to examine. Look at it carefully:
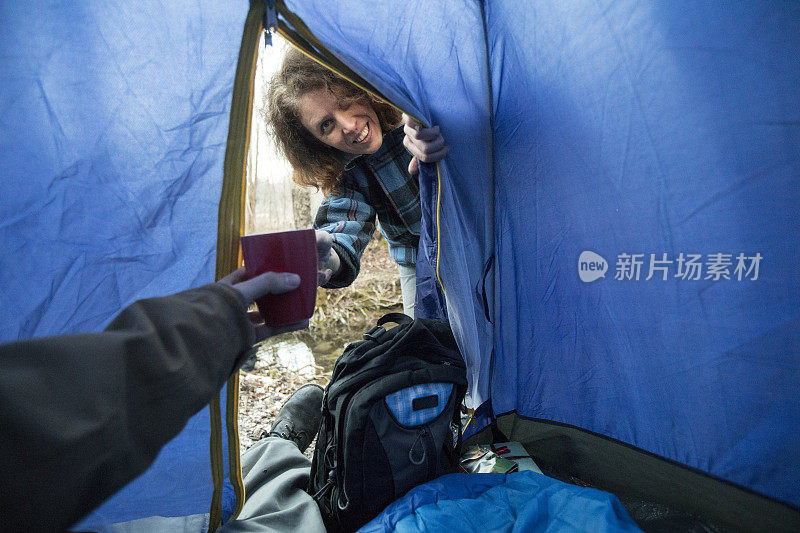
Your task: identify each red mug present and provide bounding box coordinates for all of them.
[240,229,317,326]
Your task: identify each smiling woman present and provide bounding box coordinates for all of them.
[266,48,402,194]
[298,88,383,155]
[266,47,450,318]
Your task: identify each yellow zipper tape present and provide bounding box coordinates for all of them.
[211,0,265,528]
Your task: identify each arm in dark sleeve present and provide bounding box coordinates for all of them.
[314,183,377,288]
[0,283,255,532]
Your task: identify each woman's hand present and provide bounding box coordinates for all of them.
[315,230,339,286]
[402,113,450,175]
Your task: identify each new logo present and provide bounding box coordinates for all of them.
[578,251,608,283]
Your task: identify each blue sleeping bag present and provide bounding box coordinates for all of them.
[359,471,641,532]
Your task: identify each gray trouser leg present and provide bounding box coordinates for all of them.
[398,263,416,319]
[220,437,325,532]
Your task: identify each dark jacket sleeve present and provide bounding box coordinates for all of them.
[0,283,255,532]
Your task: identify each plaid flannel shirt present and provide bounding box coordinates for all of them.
[315,126,420,288]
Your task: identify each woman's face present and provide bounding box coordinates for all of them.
[298,88,383,155]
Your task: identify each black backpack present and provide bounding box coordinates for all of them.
[308,313,467,532]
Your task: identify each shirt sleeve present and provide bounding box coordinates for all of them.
[314,182,377,288]
[0,283,255,532]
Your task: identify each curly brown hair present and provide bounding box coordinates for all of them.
[266,47,402,194]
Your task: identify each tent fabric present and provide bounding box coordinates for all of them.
[0,2,246,341]
[278,0,800,508]
[1,1,250,528]
[487,1,800,506]
[358,471,641,532]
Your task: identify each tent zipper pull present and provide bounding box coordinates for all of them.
[264,0,278,45]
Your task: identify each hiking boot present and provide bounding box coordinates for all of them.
[267,383,323,453]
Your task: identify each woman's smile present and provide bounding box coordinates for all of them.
[354,123,369,144]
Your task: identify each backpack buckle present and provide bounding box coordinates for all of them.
[363,325,386,343]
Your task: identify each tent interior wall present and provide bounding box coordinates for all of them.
[1,0,798,530]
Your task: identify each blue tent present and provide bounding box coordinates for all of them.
[1,0,798,530]
[1,2,254,529]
